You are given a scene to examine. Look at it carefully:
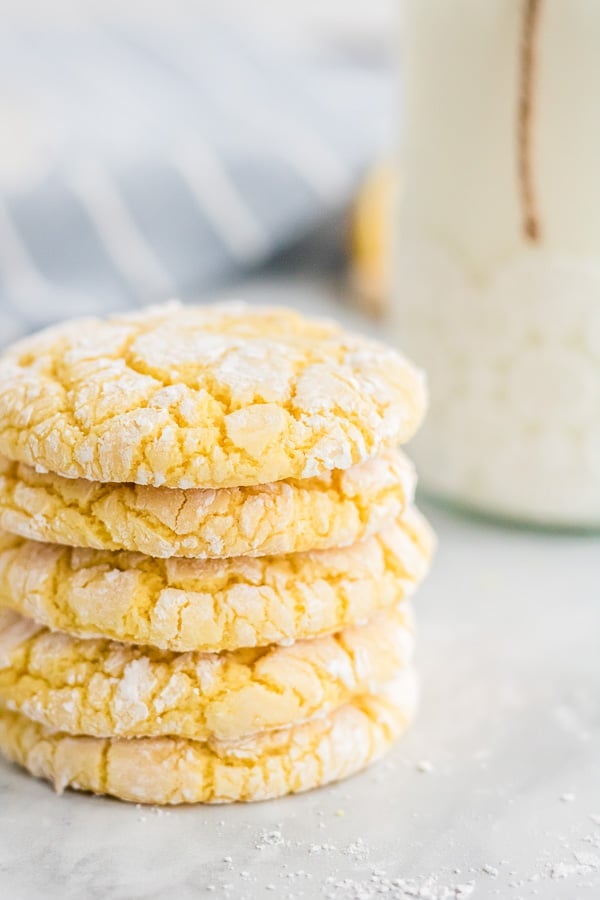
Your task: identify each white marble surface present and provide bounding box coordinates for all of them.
[1,283,599,899]
[1,502,599,900]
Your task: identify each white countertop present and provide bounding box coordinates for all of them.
[1,284,599,900]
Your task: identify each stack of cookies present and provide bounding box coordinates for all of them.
[0,303,433,804]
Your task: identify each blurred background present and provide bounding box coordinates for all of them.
[0,0,394,344]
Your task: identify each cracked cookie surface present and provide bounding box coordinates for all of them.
[0,509,433,651]
[0,448,414,558]
[0,603,414,742]
[0,302,426,489]
[0,672,417,803]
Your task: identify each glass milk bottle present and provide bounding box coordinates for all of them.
[393,0,600,527]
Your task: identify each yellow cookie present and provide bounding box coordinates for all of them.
[0,673,416,804]
[0,302,426,489]
[0,448,414,558]
[0,603,414,742]
[0,509,433,652]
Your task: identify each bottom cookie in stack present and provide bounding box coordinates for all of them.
[0,673,417,804]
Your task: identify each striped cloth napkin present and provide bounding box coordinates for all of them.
[0,14,390,344]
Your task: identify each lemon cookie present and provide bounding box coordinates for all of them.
[0,672,416,804]
[0,448,413,558]
[0,508,433,652]
[0,603,414,742]
[0,302,426,489]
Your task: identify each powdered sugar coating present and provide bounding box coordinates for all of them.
[0,302,426,489]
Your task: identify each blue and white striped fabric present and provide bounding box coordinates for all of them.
[0,15,390,344]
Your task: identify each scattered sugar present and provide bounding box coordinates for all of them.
[549,848,600,881]
[322,873,476,899]
[284,870,312,881]
[309,843,337,854]
[550,862,583,880]
[345,839,370,861]
[574,851,600,868]
[482,865,498,877]
[583,833,600,848]
[226,796,600,898]
[256,829,287,849]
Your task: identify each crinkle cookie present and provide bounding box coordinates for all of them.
[0,302,426,489]
[0,448,414,558]
[0,509,433,652]
[0,603,414,742]
[0,673,417,804]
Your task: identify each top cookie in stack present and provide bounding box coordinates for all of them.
[0,302,432,805]
[0,302,425,490]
